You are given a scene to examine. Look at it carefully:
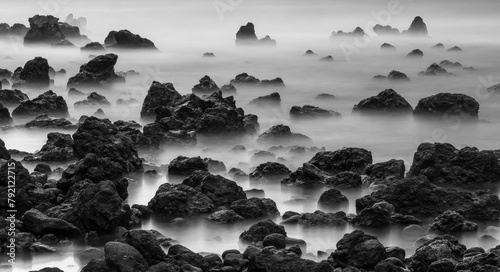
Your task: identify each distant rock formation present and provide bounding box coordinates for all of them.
[104,30,158,50]
[67,54,124,88]
[0,23,28,38]
[65,14,87,32]
[403,16,428,36]
[380,43,396,51]
[418,63,454,76]
[330,27,365,39]
[406,49,424,58]
[373,24,400,35]
[24,15,66,45]
[235,23,276,46]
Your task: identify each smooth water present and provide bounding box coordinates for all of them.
[1,0,500,271]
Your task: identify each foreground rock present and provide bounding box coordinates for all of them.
[408,142,500,188]
[168,156,208,176]
[148,183,214,216]
[67,53,124,88]
[257,124,312,145]
[330,230,386,270]
[353,89,413,114]
[73,116,143,172]
[413,93,479,121]
[12,90,69,118]
[290,105,341,119]
[230,198,280,219]
[105,29,158,50]
[21,208,81,238]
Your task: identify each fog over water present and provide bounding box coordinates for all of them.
[1,0,500,271]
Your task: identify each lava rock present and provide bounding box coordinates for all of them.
[206,210,245,224]
[192,75,220,95]
[24,15,66,44]
[198,174,246,207]
[386,70,410,81]
[352,206,392,228]
[239,219,286,243]
[403,16,428,36]
[230,198,280,219]
[353,89,413,114]
[23,132,76,162]
[257,124,312,145]
[0,89,29,106]
[21,208,81,238]
[23,114,75,129]
[168,156,208,176]
[67,53,124,88]
[140,81,183,120]
[18,56,50,88]
[12,90,69,118]
[429,210,478,233]
[80,42,105,51]
[408,235,465,272]
[290,105,341,119]
[297,210,347,226]
[120,229,169,266]
[249,92,281,107]
[330,230,386,270]
[74,92,111,108]
[148,183,215,216]
[249,162,292,181]
[105,29,157,50]
[365,159,405,182]
[309,148,372,175]
[230,73,260,86]
[318,189,348,208]
[418,63,453,76]
[325,171,362,189]
[413,93,479,121]
[104,241,149,272]
[407,49,424,58]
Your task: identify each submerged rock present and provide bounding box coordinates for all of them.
[407,49,424,58]
[403,16,428,36]
[418,63,454,76]
[386,70,410,81]
[290,105,341,119]
[74,92,111,108]
[353,89,413,114]
[413,93,479,121]
[330,27,365,39]
[67,53,124,88]
[304,49,318,56]
[407,142,500,187]
[257,124,312,145]
[380,43,396,51]
[320,55,334,62]
[81,42,105,51]
[447,46,462,52]
[12,90,69,118]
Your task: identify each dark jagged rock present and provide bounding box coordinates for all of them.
[282,163,331,186]
[67,53,123,88]
[249,92,281,107]
[23,132,76,162]
[23,114,75,129]
[297,210,347,226]
[309,147,372,175]
[206,209,245,224]
[239,219,286,243]
[81,42,105,51]
[413,93,479,121]
[355,175,500,221]
[197,173,246,207]
[380,43,396,51]
[386,70,410,81]
[12,90,69,118]
[439,60,462,68]
[257,124,312,145]
[429,210,478,234]
[249,162,292,181]
[407,49,424,58]
[447,46,462,52]
[105,29,157,50]
[353,89,413,114]
[407,142,500,187]
[230,198,280,219]
[418,63,454,76]
[330,230,386,270]
[235,22,276,46]
[24,15,66,44]
[365,159,405,182]
[248,247,320,272]
[148,183,214,216]
[58,22,81,39]
[409,236,465,272]
[318,189,348,208]
[373,24,400,35]
[168,156,208,176]
[74,92,111,108]
[192,75,220,95]
[204,158,226,173]
[290,105,341,119]
[140,81,183,120]
[330,27,365,39]
[0,103,13,125]
[120,229,169,266]
[72,116,143,172]
[325,171,362,189]
[403,16,428,36]
[21,208,81,238]
[16,57,50,88]
[230,73,260,86]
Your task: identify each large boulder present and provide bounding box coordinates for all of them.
[168,156,208,176]
[21,209,81,238]
[257,124,312,145]
[408,236,465,272]
[104,29,157,50]
[67,53,123,88]
[356,175,500,221]
[230,198,280,219]
[249,162,292,181]
[192,75,220,95]
[140,81,183,120]
[24,15,65,44]
[197,174,246,207]
[318,189,348,208]
[330,230,386,270]
[148,183,215,216]
[429,210,478,234]
[353,89,413,114]
[239,219,286,243]
[325,171,363,189]
[407,142,500,187]
[0,89,28,106]
[413,93,479,121]
[104,241,150,272]
[248,247,320,272]
[309,148,372,175]
[120,229,169,266]
[403,16,428,36]
[290,105,341,119]
[72,117,143,172]
[23,132,76,162]
[12,90,69,118]
[17,57,50,88]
